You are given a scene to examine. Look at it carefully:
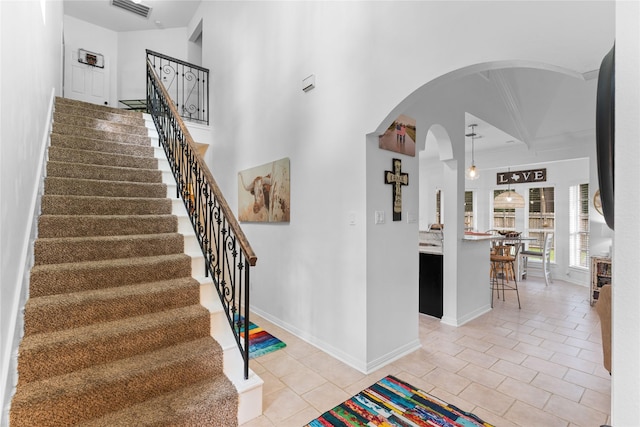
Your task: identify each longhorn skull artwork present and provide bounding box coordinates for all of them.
[240,173,272,214]
[238,158,290,223]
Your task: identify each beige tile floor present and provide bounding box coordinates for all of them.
[241,276,611,427]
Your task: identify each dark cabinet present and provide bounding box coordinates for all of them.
[419,253,443,318]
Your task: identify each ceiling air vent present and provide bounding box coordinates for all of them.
[111,0,151,18]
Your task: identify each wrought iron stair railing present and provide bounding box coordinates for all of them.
[146,57,256,380]
[146,49,209,125]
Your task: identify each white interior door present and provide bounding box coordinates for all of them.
[64,47,110,106]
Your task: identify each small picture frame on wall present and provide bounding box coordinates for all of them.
[378,114,417,157]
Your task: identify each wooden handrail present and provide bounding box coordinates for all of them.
[146,58,257,266]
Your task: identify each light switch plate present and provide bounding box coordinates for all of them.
[375,211,385,224]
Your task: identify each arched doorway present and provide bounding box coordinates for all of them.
[374,60,601,326]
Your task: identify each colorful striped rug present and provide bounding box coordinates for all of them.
[237,317,286,359]
[305,375,494,427]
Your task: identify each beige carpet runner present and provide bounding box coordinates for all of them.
[10,97,238,426]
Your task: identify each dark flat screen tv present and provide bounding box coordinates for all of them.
[596,45,615,230]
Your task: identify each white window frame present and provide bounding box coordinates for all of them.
[569,183,590,268]
[526,186,555,262]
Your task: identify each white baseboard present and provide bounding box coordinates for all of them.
[441,305,492,327]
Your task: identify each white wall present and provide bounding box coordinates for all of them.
[0,0,63,421]
[63,16,190,108]
[193,1,615,371]
[613,1,640,424]
[366,134,421,370]
[118,27,188,102]
[63,15,118,107]
[197,1,371,368]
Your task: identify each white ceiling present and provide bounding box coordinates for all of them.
[63,1,602,159]
[64,0,201,32]
[418,66,600,160]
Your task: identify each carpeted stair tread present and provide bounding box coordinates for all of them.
[55,96,142,119]
[48,145,157,169]
[50,133,154,157]
[44,176,166,198]
[54,111,149,136]
[52,122,151,146]
[29,253,191,297]
[78,376,238,427]
[24,277,201,335]
[53,104,145,126]
[38,214,177,238]
[11,337,225,427]
[41,194,172,216]
[10,97,239,427]
[47,160,162,183]
[34,233,184,265]
[17,305,211,383]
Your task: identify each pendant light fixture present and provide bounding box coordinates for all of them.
[494,167,525,208]
[465,124,480,180]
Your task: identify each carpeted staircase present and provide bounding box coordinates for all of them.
[9,97,239,426]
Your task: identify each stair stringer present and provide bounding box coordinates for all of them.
[146,115,263,425]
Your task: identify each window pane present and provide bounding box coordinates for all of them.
[570,183,589,268]
[464,191,473,230]
[493,189,515,230]
[528,186,555,262]
[528,187,555,230]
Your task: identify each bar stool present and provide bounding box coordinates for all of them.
[490,245,521,308]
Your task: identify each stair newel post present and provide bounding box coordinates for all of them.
[243,257,250,380]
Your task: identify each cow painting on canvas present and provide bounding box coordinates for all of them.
[238,158,290,222]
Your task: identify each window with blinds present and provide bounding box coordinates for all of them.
[493,189,516,230]
[570,183,590,268]
[464,191,473,230]
[528,186,555,261]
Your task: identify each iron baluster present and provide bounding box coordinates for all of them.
[243,258,250,379]
[146,50,209,125]
[146,57,254,379]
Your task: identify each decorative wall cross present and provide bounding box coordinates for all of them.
[384,158,409,221]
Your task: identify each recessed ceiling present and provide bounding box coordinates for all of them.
[419,66,597,160]
[464,113,524,153]
[64,0,201,32]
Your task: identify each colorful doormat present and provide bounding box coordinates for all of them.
[304,375,494,427]
[237,316,286,359]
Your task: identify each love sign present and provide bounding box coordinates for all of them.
[496,168,546,185]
